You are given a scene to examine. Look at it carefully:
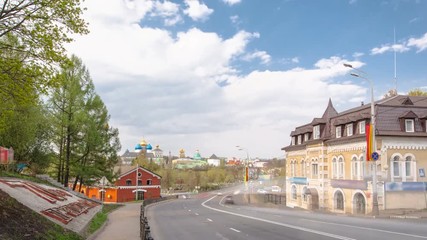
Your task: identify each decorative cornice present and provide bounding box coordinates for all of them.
[327,141,366,153]
[382,137,427,150]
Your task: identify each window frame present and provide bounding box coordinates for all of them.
[336,126,342,138]
[359,121,366,134]
[405,119,414,132]
[313,125,320,139]
[346,124,353,136]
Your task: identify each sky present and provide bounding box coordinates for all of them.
[66,0,427,160]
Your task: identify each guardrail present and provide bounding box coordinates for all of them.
[140,195,178,240]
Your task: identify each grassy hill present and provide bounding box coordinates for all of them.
[0,189,83,240]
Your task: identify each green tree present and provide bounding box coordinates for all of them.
[408,88,427,96]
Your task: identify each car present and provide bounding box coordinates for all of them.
[271,186,281,193]
[224,195,234,204]
[257,189,267,194]
[216,192,223,196]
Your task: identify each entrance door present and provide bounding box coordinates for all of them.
[137,191,144,200]
[354,193,366,214]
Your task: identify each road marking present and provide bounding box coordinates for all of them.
[230,228,241,233]
[195,213,199,216]
[188,209,191,212]
[303,219,427,239]
[207,218,213,222]
[202,196,355,240]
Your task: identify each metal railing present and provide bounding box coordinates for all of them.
[140,195,178,240]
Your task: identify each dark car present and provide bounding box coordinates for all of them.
[224,195,234,204]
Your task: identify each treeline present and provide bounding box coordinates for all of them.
[0,1,121,189]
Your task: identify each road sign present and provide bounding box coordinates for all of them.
[371,151,379,161]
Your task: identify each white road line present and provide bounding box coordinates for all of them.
[303,219,427,239]
[207,218,213,222]
[230,228,241,233]
[188,209,191,212]
[201,196,355,240]
[195,213,199,216]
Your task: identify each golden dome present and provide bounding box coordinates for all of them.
[140,138,147,146]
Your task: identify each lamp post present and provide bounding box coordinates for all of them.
[236,146,250,186]
[344,63,379,216]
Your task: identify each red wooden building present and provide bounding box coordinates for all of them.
[81,165,162,203]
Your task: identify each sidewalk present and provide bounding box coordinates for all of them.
[91,202,141,240]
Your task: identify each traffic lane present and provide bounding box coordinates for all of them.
[148,197,353,240]
[226,204,427,239]
[204,196,427,240]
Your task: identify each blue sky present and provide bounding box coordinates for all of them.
[67,0,427,159]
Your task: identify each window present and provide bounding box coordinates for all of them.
[405,119,414,132]
[346,124,353,136]
[297,135,302,145]
[138,180,142,186]
[351,157,358,180]
[359,121,366,134]
[338,157,344,179]
[392,156,400,178]
[335,191,344,210]
[290,161,296,177]
[405,156,412,177]
[126,179,132,186]
[291,136,296,145]
[313,125,320,139]
[312,163,318,177]
[332,158,337,179]
[147,179,152,185]
[291,185,297,200]
[336,126,342,138]
[304,133,309,142]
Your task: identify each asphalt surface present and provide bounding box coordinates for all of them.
[146,192,427,240]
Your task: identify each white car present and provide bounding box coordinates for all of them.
[271,186,281,193]
[257,189,267,194]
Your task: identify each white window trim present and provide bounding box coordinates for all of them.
[313,125,320,139]
[405,119,414,132]
[336,126,342,138]
[346,124,353,136]
[297,135,302,145]
[291,136,295,145]
[359,121,366,134]
[338,157,344,179]
[304,133,309,141]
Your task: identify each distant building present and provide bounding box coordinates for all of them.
[120,138,163,165]
[207,154,221,167]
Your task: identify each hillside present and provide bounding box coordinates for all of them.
[0,189,82,240]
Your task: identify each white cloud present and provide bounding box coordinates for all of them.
[230,15,239,24]
[353,52,364,58]
[223,0,242,6]
[66,0,370,158]
[407,33,427,52]
[152,1,179,17]
[370,43,410,55]
[242,51,271,65]
[291,57,299,63]
[183,0,214,22]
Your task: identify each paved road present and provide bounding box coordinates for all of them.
[147,192,427,240]
[93,202,141,240]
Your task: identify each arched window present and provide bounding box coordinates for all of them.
[360,156,365,178]
[332,157,337,179]
[335,191,344,210]
[405,156,413,177]
[392,155,400,178]
[338,157,344,179]
[351,156,358,180]
[291,185,297,200]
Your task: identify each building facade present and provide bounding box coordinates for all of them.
[81,165,161,203]
[282,95,427,214]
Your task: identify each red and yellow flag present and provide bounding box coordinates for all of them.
[365,123,374,161]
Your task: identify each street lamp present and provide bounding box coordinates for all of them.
[344,63,379,216]
[236,145,250,184]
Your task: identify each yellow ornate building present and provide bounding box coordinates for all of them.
[282,95,427,214]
